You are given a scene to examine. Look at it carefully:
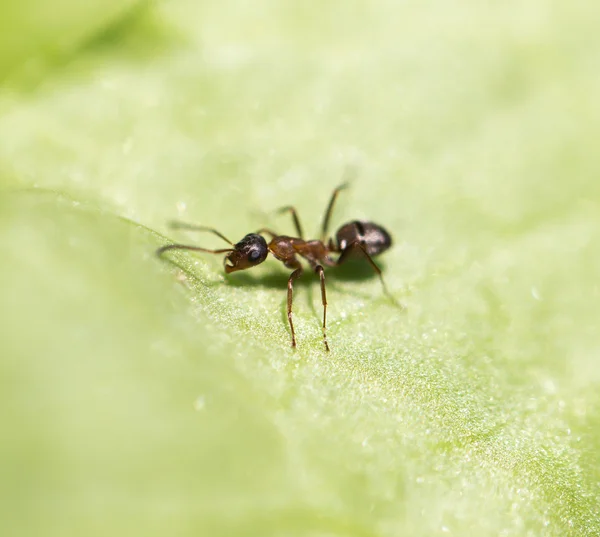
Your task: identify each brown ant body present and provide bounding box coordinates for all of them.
[157,184,394,351]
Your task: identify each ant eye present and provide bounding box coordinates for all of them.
[248,250,261,262]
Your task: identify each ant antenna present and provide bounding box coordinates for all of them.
[157,221,235,256]
[168,221,235,246]
[156,244,233,256]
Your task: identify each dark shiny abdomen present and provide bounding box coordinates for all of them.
[335,220,392,256]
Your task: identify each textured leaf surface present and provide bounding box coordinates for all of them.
[1,1,600,536]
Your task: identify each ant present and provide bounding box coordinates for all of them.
[157,183,395,351]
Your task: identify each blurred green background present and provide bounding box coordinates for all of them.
[1,0,599,535]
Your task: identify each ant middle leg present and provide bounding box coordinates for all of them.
[314,265,330,351]
[286,264,304,347]
[277,206,304,238]
[255,228,279,239]
[336,242,399,307]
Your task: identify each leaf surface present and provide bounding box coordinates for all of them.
[1,1,599,535]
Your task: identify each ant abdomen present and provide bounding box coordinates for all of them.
[336,220,392,256]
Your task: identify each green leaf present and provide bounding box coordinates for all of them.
[2,1,599,536]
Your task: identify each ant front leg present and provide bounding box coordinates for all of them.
[286,263,304,347]
[337,242,400,307]
[314,265,330,351]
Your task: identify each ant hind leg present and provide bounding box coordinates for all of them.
[320,183,349,242]
[336,242,400,307]
[314,265,330,351]
[286,265,304,347]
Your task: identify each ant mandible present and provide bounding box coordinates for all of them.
[157,183,396,351]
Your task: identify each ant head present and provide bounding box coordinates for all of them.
[225,233,269,273]
[336,220,392,256]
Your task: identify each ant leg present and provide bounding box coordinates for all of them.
[286,265,304,347]
[321,183,349,241]
[314,265,330,351]
[276,206,304,238]
[255,228,278,239]
[336,242,400,307]
[157,244,233,257]
[167,221,234,245]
